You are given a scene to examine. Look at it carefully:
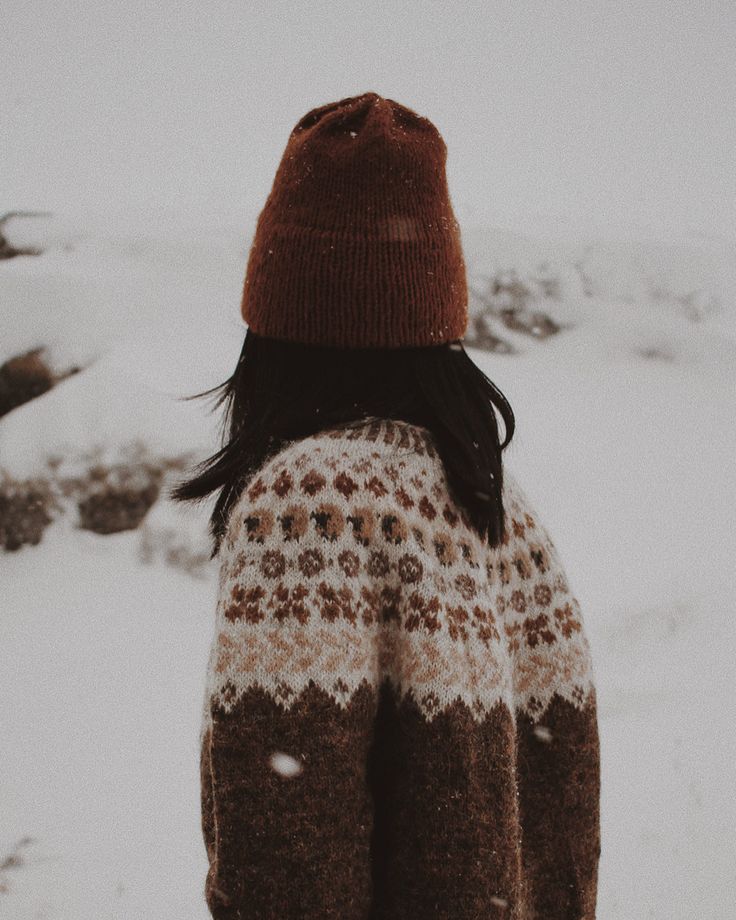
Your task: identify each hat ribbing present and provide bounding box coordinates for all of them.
[240,92,468,349]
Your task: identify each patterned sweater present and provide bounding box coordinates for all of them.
[199,416,600,919]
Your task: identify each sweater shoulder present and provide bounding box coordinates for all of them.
[218,417,539,562]
[219,418,556,566]
[220,417,461,557]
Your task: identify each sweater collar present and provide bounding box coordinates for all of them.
[315,415,438,456]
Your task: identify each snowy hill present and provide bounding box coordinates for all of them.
[1,212,735,918]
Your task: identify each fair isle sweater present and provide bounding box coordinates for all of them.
[199,416,600,920]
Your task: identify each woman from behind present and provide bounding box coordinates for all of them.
[171,91,600,919]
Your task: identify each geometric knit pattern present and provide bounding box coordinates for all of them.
[200,416,600,919]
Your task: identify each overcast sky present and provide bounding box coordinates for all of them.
[3,0,735,243]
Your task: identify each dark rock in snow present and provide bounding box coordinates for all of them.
[0,474,56,551]
[0,349,54,418]
[74,462,164,535]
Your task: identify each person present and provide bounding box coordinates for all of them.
[170,91,600,920]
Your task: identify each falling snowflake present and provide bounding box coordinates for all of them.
[533,725,553,743]
[269,751,303,778]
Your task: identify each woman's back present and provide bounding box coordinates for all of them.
[200,416,599,918]
[174,90,602,919]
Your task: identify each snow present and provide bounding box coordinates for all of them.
[1,212,735,918]
[1,517,213,919]
[269,752,304,779]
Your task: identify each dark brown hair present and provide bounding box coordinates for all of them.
[168,329,515,558]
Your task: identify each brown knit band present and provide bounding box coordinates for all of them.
[240,92,468,349]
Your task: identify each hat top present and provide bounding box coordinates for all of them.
[290,92,445,153]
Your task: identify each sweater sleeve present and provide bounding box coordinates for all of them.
[197,454,382,918]
[494,472,601,919]
[198,538,240,914]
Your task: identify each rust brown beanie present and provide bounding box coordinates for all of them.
[240,92,468,349]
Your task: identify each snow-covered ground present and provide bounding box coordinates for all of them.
[1,213,735,918]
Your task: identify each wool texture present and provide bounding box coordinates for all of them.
[200,417,600,919]
[240,92,468,348]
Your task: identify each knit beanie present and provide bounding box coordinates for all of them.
[240,92,468,349]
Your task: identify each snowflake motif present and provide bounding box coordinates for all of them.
[523,613,556,648]
[405,591,442,633]
[365,475,389,498]
[553,602,582,638]
[272,469,293,497]
[300,469,327,495]
[246,476,267,501]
